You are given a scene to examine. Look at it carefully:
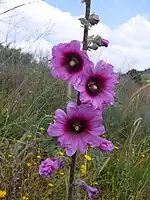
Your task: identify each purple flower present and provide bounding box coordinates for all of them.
[48,102,105,156]
[101,38,109,47]
[49,40,93,85]
[83,185,99,199]
[98,138,114,154]
[75,179,99,199]
[39,158,64,176]
[74,60,118,109]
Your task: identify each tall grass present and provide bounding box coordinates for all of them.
[0,63,150,199]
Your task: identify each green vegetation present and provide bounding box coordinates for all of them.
[0,44,150,199]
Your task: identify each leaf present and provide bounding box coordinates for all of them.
[78,18,91,27]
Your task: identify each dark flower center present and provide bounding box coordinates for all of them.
[66,117,88,134]
[86,75,105,96]
[63,52,83,73]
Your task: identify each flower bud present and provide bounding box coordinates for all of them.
[89,13,100,25]
[39,157,64,176]
[88,43,99,50]
[94,35,109,47]
[97,138,114,154]
[101,38,109,47]
[74,179,99,199]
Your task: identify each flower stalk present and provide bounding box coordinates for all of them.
[67,0,91,199]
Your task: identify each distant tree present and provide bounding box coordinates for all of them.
[127,69,142,84]
[0,43,34,66]
[21,52,33,65]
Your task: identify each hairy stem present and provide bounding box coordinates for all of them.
[67,152,77,200]
[67,1,91,200]
[83,0,91,50]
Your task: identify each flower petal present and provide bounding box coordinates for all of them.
[84,134,102,146]
[67,102,78,118]
[57,134,72,146]
[95,60,113,75]
[70,40,81,51]
[68,136,78,155]
[55,109,67,123]
[47,123,64,137]
[90,125,105,136]
[78,138,88,154]
[53,158,64,170]
[98,138,114,154]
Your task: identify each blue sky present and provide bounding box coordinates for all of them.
[45,0,150,28]
[1,0,150,71]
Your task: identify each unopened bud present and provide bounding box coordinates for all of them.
[94,35,109,47]
[88,43,99,50]
[101,38,109,47]
[89,13,100,25]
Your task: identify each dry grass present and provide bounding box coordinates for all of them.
[0,64,150,200]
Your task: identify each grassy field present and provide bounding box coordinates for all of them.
[0,62,150,200]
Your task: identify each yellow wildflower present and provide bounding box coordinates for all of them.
[22,196,29,200]
[33,173,37,177]
[26,162,32,167]
[145,79,150,83]
[0,190,6,198]
[84,154,93,161]
[27,135,32,139]
[101,134,106,138]
[37,155,41,159]
[81,164,86,174]
[8,154,12,158]
[81,164,86,170]
[81,169,86,174]
[48,183,53,187]
[59,171,64,176]
[93,181,98,185]
[39,127,45,131]
[59,151,64,156]
[114,146,119,150]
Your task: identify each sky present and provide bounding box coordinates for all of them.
[45,0,150,28]
[0,0,150,72]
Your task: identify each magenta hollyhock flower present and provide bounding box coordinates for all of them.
[98,138,114,154]
[74,60,118,109]
[39,158,64,176]
[48,102,105,156]
[75,179,99,199]
[49,40,93,85]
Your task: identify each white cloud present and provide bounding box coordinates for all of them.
[0,0,150,72]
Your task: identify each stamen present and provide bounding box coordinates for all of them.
[88,82,98,91]
[74,125,80,131]
[69,60,76,67]
[92,85,98,90]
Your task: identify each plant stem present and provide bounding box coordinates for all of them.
[68,152,77,200]
[83,0,91,51]
[67,1,91,200]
